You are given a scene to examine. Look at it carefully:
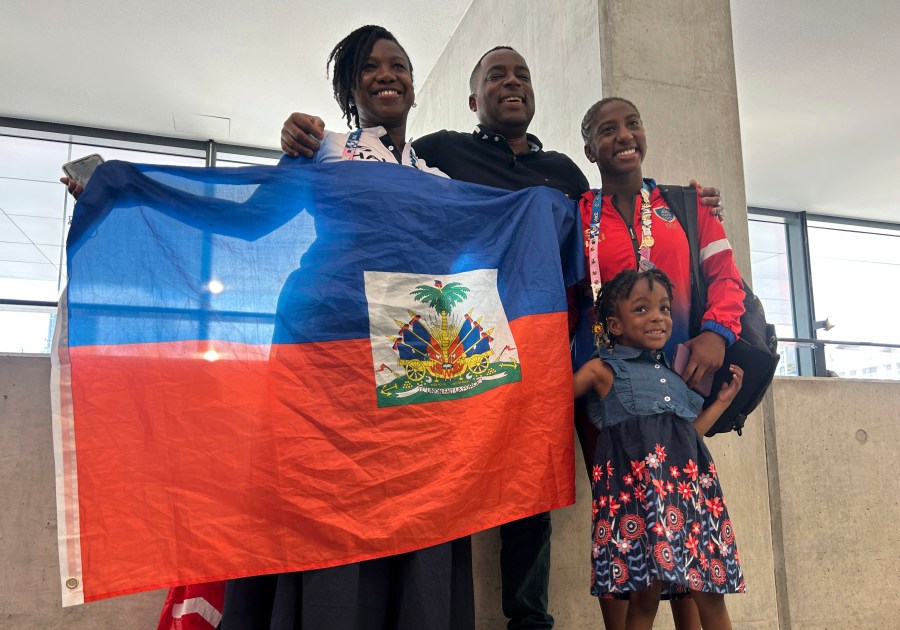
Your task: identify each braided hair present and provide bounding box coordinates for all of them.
[580,97,641,144]
[327,25,413,129]
[594,268,674,349]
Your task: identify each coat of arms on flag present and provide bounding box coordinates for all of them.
[366,269,521,407]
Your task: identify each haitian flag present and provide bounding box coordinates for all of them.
[52,160,579,605]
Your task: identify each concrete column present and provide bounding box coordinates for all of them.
[598,0,751,273]
[409,0,602,181]
[597,2,778,628]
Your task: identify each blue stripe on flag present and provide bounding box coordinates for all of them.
[66,160,582,347]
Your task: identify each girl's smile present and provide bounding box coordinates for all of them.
[607,277,673,350]
[583,99,647,178]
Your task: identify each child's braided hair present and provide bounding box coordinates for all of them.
[594,268,675,349]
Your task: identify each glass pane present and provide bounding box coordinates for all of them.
[0,136,69,302]
[748,218,797,375]
[0,135,70,180]
[748,219,794,338]
[0,307,56,354]
[215,151,280,167]
[823,344,900,381]
[808,223,900,345]
[71,144,205,168]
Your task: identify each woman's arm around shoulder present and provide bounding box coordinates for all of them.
[573,357,614,399]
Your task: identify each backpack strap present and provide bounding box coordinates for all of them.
[657,184,706,335]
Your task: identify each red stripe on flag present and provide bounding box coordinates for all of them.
[68,312,574,601]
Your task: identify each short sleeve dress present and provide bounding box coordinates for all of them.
[586,345,746,598]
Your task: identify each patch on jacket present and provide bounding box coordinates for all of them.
[654,205,676,222]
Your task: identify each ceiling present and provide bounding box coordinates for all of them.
[2,0,897,223]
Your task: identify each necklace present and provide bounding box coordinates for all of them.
[585,182,656,301]
[637,187,656,271]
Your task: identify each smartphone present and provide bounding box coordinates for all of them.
[62,153,105,187]
[672,343,714,397]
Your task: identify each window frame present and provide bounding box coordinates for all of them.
[0,117,281,353]
[749,206,900,377]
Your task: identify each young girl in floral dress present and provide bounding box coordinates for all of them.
[574,267,745,630]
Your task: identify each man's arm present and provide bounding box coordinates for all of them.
[691,179,724,221]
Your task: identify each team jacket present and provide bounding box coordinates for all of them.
[570,181,745,367]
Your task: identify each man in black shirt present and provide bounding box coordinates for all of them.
[410,47,589,199]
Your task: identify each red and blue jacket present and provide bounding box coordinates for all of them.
[570,180,745,368]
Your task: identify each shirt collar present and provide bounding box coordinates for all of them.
[600,344,669,367]
[592,178,659,199]
[359,126,411,144]
[472,124,542,153]
[360,125,388,137]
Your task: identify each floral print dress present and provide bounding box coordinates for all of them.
[585,345,745,598]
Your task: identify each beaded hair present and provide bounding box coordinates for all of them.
[580,97,641,145]
[327,25,413,129]
[594,268,674,349]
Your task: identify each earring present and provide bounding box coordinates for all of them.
[412,102,417,108]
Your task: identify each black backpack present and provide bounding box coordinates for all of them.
[657,185,780,436]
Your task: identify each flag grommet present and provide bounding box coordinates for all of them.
[65,578,79,589]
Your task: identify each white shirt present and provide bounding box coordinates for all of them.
[308,126,447,178]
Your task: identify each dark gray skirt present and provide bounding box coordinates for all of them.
[220,537,474,630]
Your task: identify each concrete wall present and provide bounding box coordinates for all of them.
[5,356,899,629]
[0,355,165,628]
[766,377,900,630]
[408,0,602,185]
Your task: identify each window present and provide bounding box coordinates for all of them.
[0,119,279,354]
[748,217,800,375]
[748,209,900,379]
[215,151,280,167]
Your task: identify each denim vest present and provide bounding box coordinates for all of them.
[585,345,704,430]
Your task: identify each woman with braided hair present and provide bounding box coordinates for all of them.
[276,24,443,176]
[219,25,472,630]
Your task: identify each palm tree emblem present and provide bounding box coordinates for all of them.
[410,280,470,357]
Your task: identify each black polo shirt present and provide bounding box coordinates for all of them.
[412,125,589,198]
